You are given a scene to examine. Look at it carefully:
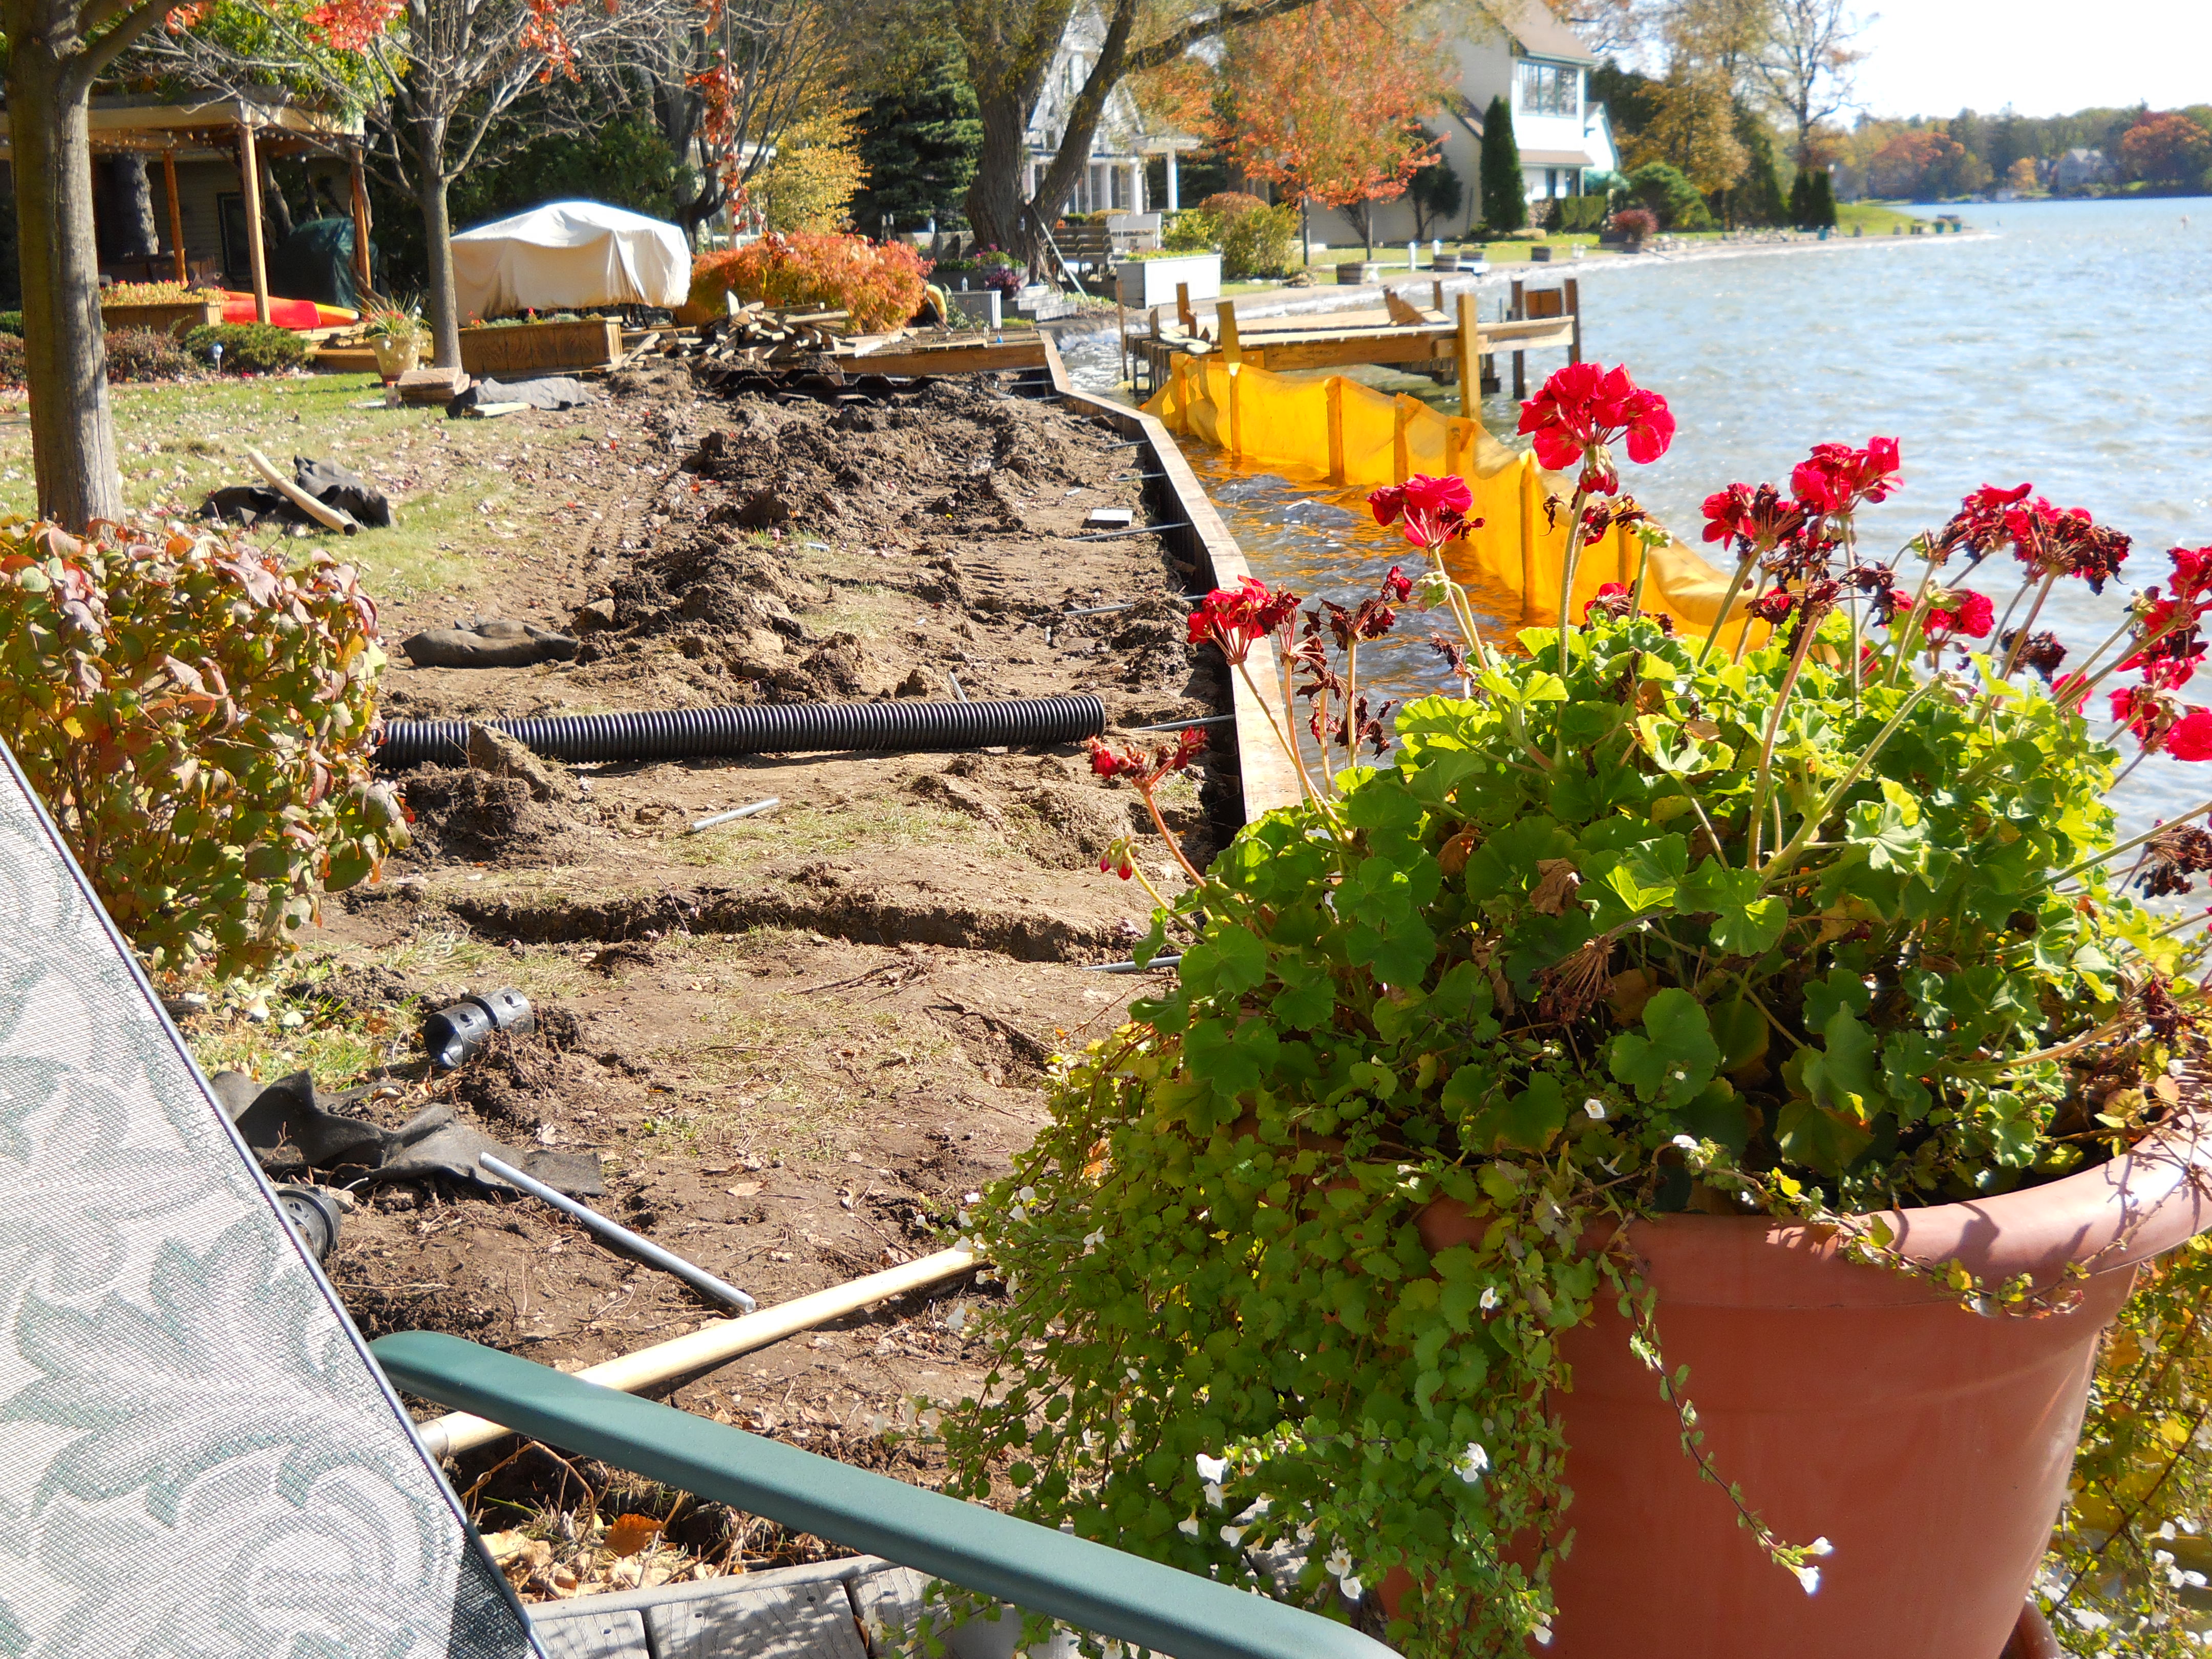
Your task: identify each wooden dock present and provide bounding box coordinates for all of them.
[1132,278,1583,412]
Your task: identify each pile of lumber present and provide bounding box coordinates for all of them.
[659,303,857,369]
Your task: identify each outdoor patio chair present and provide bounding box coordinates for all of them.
[0,735,1386,1659]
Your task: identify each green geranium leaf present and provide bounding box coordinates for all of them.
[1464,1072,1569,1154]
[1775,1099,1875,1175]
[1608,988,1718,1107]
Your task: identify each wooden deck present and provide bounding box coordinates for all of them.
[1132,278,1583,403]
[531,1556,1071,1659]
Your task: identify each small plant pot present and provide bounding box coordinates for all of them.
[1432,252,1462,273]
[1530,244,1556,263]
[372,335,421,382]
[1399,1121,2212,1658]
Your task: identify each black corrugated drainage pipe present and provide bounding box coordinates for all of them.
[376,694,1108,769]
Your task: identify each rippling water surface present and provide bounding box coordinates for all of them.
[1080,201,2212,829]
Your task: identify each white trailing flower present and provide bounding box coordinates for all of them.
[1204,1483,1224,1509]
[1325,1547,1353,1578]
[1220,1524,1247,1546]
[1794,1564,1821,1595]
[1582,1098,1606,1120]
[1016,1186,1036,1203]
[1456,1443,1491,1483]
[1177,1517,1201,1539]
[1807,1537,1834,1557]
[1195,1453,1229,1482]
[1081,1228,1106,1254]
[1479,1286,1501,1312]
[1531,1624,1553,1646]
[1671,1134,1698,1151]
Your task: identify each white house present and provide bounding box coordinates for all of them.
[1023,4,1198,219]
[1304,0,1606,244]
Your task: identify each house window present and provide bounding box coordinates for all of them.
[1517,59,1579,117]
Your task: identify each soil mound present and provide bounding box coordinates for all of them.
[399,767,598,863]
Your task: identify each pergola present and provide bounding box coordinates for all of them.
[0,91,371,324]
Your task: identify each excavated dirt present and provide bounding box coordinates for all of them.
[193,360,1241,1591]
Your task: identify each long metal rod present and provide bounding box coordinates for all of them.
[1083,954,1186,974]
[1070,523,1187,543]
[1128,714,1235,733]
[479,1154,757,1313]
[1064,591,1206,619]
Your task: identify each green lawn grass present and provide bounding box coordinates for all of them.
[0,371,598,606]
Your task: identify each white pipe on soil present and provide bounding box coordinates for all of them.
[413,1246,980,1459]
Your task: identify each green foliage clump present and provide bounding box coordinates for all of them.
[942,503,2197,1652]
[181,323,308,373]
[1734,119,1790,226]
[1554,194,1609,233]
[1410,150,1464,239]
[0,519,405,981]
[1478,94,1526,232]
[0,311,21,336]
[1161,209,1222,252]
[1206,195,1298,278]
[1627,161,1713,230]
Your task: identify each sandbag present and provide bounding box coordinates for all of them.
[402,619,580,668]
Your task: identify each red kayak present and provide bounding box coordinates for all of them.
[217,292,358,330]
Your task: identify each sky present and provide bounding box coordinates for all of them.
[1849,1,2211,120]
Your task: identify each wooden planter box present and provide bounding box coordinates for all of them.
[100,298,221,336]
[1115,253,1221,309]
[457,318,622,377]
[1335,261,1381,285]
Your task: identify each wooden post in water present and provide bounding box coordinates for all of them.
[1392,395,1412,483]
[1564,276,1582,366]
[1326,377,1346,484]
[1455,292,1477,418]
[1177,282,1195,335]
[1216,300,1241,367]
[1432,278,1445,314]
[1509,278,1527,401]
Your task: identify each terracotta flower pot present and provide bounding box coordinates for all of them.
[1409,1122,2212,1658]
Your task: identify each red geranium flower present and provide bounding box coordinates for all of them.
[1186,577,1301,666]
[1516,363,1674,496]
[1790,438,1903,516]
[1380,565,1414,603]
[1925,589,1994,639]
[1369,474,1475,549]
[2168,709,2212,762]
[1582,581,1632,623]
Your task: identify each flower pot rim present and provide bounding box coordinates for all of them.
[1620,1111,2212,1309]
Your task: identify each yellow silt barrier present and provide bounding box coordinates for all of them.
[1144,354,1756,648]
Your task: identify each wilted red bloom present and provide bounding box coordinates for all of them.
[1790,438,1903,516]
[2139,825,2212,898]
[1380,565,1414,603]
[2005,630,2068,680]
[1517,363,1674,495]
[2039,508,2131,593]
[2112,685,2166,739]
[1750,588,1798,624]
[2141,974,2191,1041]
[1583,581,1633,623]
[1700,482,1808,559]
[1370,474,1475,549]
[1083,728,1207,788]
[1186,577,1301,666]
[1935,483,2038,561]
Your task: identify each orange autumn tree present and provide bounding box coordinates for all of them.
[1219,0,1447,256]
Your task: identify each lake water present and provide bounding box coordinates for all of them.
[1089,201,2212,833]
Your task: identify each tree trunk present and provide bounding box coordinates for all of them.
[8,38,122,529]
[109,155,160,258]
[966,86,1033,261]
[410,116,461,367]
[261,160,296,247]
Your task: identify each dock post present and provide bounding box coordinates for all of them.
[1564,276,1582,366]
[1326,378,1346,484]
[1217,300,1241,367]
[1177,282,1195,336]
[1432,278,1445,314]
[1455,292,1477,419]
[1510,278,1527,402]
[1118,296,1130,385]
[1393,396,1414,483]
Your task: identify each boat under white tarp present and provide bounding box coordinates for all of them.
[451,201,689,318]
